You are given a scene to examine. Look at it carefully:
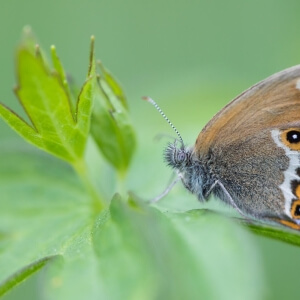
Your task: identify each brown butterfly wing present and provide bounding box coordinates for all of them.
[194,65,300,228]
[195,65,300,155]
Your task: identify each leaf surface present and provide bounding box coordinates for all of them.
[0,146,265,299]
[90,65,136,173]
[0,33,96,163]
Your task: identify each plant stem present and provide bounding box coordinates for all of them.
[72,158,105,212]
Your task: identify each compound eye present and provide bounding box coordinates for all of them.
[176,151,186,163]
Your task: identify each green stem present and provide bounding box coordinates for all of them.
[72,158,105,212]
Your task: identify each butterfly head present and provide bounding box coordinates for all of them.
[143,96,208,200]
[164,142,192,170]
[164,140,209,200]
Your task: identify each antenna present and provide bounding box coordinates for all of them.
[142,96,184,147]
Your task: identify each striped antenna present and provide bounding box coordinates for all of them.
[143,96,184,147]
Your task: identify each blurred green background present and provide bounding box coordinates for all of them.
[1,0,300,299]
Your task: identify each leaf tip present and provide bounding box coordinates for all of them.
[97,60,105,72]
[19,26,38,55]
[88,36,96,77]
[90,35,95,56]
[50,45,58,61]
[22,25,33,35]
[35,44,41,55]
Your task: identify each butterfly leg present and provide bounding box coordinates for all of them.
[149,174,181,204]
[217,181,248,218]
[204,180,219,198]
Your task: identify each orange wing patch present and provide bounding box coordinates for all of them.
[290,184,300,219]
[276,181,300,229]
[278,219,300,230]
[291,200,300,219]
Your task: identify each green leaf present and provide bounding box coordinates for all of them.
[0,34,96,164]
[50,45,77,114]
[90,64,136,174]
[167,209,265,300]
[20,26,51,69]
[0,146,265,299]
[0,255,59,297]
[241,220,300,247]
[91,196,265,300]
[98,62,127,109]
[0,146,95,296]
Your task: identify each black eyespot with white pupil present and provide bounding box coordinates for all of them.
[286,130,300,144]
[294,205,300,216]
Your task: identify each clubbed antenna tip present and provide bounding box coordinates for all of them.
[142,96,184,147]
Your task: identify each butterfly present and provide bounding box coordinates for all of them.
[144,65,300,230]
